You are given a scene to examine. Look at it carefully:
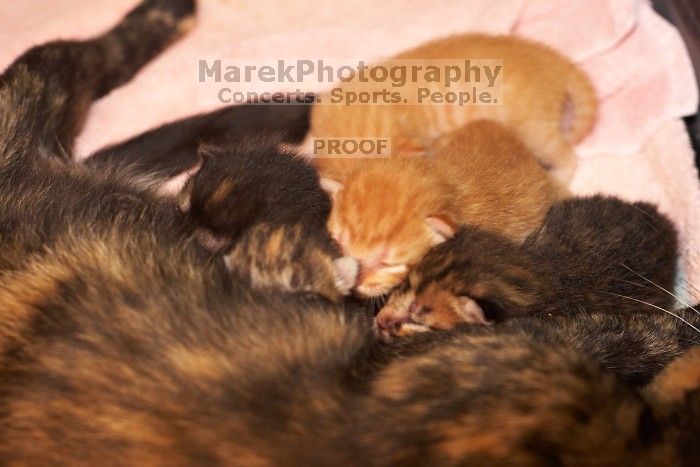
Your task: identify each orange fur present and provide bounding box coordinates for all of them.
[326,120,559,297]
[311,33,597,184]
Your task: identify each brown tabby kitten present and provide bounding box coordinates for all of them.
[376,196,678,337]
[2,2,700,465]
[324,120,559,298]
[310,33,597,184]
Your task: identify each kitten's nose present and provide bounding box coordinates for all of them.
[355,263,367,285]
[375,312,408,340]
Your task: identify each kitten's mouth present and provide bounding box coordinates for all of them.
[373,313,430,342]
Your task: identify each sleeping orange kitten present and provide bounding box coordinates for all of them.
[324,120,559,297]
[310,33,597,183]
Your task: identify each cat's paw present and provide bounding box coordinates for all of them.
[128,0,197,34]
[141,0,196,21]
[333,256,359,295]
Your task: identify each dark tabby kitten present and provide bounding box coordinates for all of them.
[3,1,700,465]
[377,196,678,336]
[176,140,358,299]
[225,223,358,300]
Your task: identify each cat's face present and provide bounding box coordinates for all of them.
[322,160,457,298]
[374,273,488,341]
[374,227,540,340]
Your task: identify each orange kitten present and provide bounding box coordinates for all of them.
[310,33,597,183]
[325,120,559,297]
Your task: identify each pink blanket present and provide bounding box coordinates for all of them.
[1,0,699,302]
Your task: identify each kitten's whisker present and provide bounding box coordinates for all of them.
[603,291,700,335]
[671,270,700,301]
[617,263,700,316]
[614,277,657,293]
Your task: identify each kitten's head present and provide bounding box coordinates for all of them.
[224,223,358,301]
[322,159,459,298]
[374,227,540,340]
[180,142,331,249]
[179,145,262,244]
[374,275,490,342]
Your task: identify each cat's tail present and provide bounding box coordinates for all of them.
[0,0,196,164]
[564,67,598,145]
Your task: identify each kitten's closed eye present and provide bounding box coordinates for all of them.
[377,263,408,275]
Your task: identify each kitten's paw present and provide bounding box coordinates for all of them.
[547,151,577,187]
[549,166,575,187]
[333,256,359,295]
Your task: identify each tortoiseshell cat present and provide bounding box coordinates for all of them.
[377,196,678,337]
[224,223,358,300]
[3,2,700,464]
[310,33,598,184]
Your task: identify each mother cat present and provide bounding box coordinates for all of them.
[0,1,699,465]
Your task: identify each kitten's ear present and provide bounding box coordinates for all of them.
[426,215,458,245]
[333,256,358,295]
[452,296,488,324]
[647,347,700,408]
[196,228,231,253]
[320,178,344,198]
[178,179,193,212]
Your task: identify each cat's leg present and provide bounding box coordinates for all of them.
[0,0,196,165]
[85,98,313,177]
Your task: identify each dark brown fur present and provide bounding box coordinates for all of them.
[224,223,357,301]
[1,2,699,465]
[176,140,355,299]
